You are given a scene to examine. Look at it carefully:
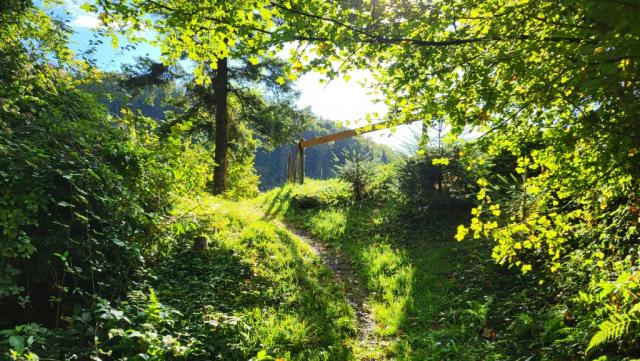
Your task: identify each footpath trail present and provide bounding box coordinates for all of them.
[270,218,380,354]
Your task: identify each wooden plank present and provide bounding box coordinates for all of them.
[300,121,391,148]
[301,129,357,148]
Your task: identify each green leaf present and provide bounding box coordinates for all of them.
[8,335,25,352]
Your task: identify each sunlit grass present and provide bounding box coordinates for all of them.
[257,179,505,360]
[157,193,357,360]
[361,243,414,336]
[309,209,348,243]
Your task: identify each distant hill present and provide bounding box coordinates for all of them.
[256,119,398,190]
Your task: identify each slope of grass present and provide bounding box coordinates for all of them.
[256,179,545,360]
[92,195,359,360]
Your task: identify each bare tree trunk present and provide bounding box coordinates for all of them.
[213,57,229,195]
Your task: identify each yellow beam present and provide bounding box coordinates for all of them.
[300,121,391,148]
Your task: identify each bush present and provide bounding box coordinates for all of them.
[334,149,377,201]
[0,48,216,359]
[397,146,475,217]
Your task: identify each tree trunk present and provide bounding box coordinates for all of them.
[213,57,229,195]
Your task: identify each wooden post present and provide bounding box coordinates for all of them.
[192,235,209,252]
[292,148,298,183]
[298,138,305,184]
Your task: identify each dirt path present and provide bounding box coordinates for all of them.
[272,220,378,348]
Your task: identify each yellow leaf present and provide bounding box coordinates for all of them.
[110,33,120,48]
[477,189,486,200]
[455,225,468,241]
[619,58,631,70]
[432,157,450,166]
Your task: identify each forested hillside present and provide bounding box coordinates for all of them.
[256,119,397,190]
[2,0,640,360]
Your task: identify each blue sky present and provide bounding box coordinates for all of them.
[53,0,420,152]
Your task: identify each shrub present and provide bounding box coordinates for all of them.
[397,146,475,217]
[334,149,377,201]
[0,45,214,352]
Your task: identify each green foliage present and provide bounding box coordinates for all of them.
[261,179,351,219]
[308,210,348,243]
[5,0,640,359]
[258,179,613,360]
[578,266,640,355]
[398,146,474,217]
[0,57,171,315]
[0,323,50,360]
[142,197,356,360]
[259,180,502,359]
[0,6,215,358]
[1,189,358,359]
[93,289,192,359]
[335,149,378,201]
[338,0,640,355]
[587,314,635,354]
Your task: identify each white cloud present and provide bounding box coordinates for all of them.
[72,14,100,28]
[59,0,101,28]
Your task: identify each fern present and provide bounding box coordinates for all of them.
[587,313,633,353]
